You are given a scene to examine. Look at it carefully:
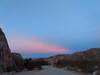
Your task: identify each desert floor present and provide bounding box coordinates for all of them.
[12,66,91,75]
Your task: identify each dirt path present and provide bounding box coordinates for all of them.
[14,66,91,75]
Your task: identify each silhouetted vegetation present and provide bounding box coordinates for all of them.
[24,58,43,71]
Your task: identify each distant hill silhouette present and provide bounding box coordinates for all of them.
[48,48,100,62]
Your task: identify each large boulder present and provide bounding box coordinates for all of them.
[0,28,13,72]
[12,53,24,72]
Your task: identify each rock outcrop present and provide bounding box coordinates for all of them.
[0,28,13,72]
[0,28,25,72]
[12,53,24,72]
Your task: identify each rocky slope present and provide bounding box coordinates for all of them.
[48,48,100,63]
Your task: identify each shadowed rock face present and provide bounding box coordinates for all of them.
[0,28,25,72]
[12,53,24,71]
[0,28,13,72]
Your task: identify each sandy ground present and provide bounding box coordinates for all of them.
[12,66,91,75]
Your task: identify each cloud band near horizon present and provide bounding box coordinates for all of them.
[8,35,69,54]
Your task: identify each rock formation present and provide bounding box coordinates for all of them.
[0,28,13,72]
[0,28,25,72]
[12,53,24,72]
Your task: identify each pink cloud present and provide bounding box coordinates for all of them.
[8,36,69,53]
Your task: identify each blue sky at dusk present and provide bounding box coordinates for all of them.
[0,0,100,58]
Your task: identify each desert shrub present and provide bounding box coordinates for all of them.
[24,58,43,70]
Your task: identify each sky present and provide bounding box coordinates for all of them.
[0,0,100,58]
